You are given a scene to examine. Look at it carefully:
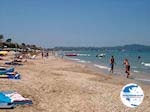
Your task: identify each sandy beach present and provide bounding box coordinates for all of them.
[0,52,150,112]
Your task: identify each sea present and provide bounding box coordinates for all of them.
[56,50,150,84]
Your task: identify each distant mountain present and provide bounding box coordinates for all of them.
[52,44,150,51]
[110,44,150,51]
[121,44,150,50]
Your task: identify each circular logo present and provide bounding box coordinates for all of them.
[120,83,144,108]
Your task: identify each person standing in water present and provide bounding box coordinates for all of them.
[138,56,141,60]
[138,56,142,63]
[109,56,115,73]
[124,59,130,78]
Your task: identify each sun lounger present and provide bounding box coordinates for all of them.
[0,51,8,56]
[0,91,32,109]
[30,55,36,59]
[5,62,23,66]
[0,92,15,109]
[0,68,14,75]
[0,73,21,79]
[2,92,32,105]
[0,57,4,60]
[14,60,22,62]
[0,103,15,109]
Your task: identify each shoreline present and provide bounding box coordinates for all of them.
[63,55,150,85]
[0,53,150,112]
[53,55,150,89]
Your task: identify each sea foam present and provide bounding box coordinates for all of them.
[134,78,150,82]
[141,62,150,67]
[133,70,139,73]
[77,54,90,56]
[94,64,110,70]
[68,58,80,61]
[144,63,150,67]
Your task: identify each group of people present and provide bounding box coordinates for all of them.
[109,56,130,78]
[41,51,49,58]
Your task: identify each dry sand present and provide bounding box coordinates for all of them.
[0,53,150,112]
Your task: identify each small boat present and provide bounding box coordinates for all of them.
[96,53,105,57]
[65,54,77,56]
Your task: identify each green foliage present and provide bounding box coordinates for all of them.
[22,43,26,46]
[0,35,42,50]
[0,35,4,40]
[6,38,12,42]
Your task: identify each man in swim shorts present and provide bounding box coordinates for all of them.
[110,56,115,73]
[123,59,130,78]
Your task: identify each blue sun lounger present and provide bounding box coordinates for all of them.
[0,91,32,106]
[5,62,23,66]
[0,93,15,109]
[0,68,15,75]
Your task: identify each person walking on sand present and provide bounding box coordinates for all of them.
[41,52,44,58]
[46,52,49,58]
[109,56,115,73]
[123,59,130,78]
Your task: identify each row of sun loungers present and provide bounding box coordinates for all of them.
[0,67,32,109]
[0,52,36,109]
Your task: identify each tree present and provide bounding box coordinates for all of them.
[15,43,20,48]
[21,43,27,50]
[6,38,12,43]
[0,35,4,41]
[21,43,26,46]
[8,43,16,48]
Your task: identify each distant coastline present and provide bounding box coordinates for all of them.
[52,44,150,51]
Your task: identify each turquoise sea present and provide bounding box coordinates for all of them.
[57,50,150,83]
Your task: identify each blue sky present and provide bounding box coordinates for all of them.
[0,0,149,47]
